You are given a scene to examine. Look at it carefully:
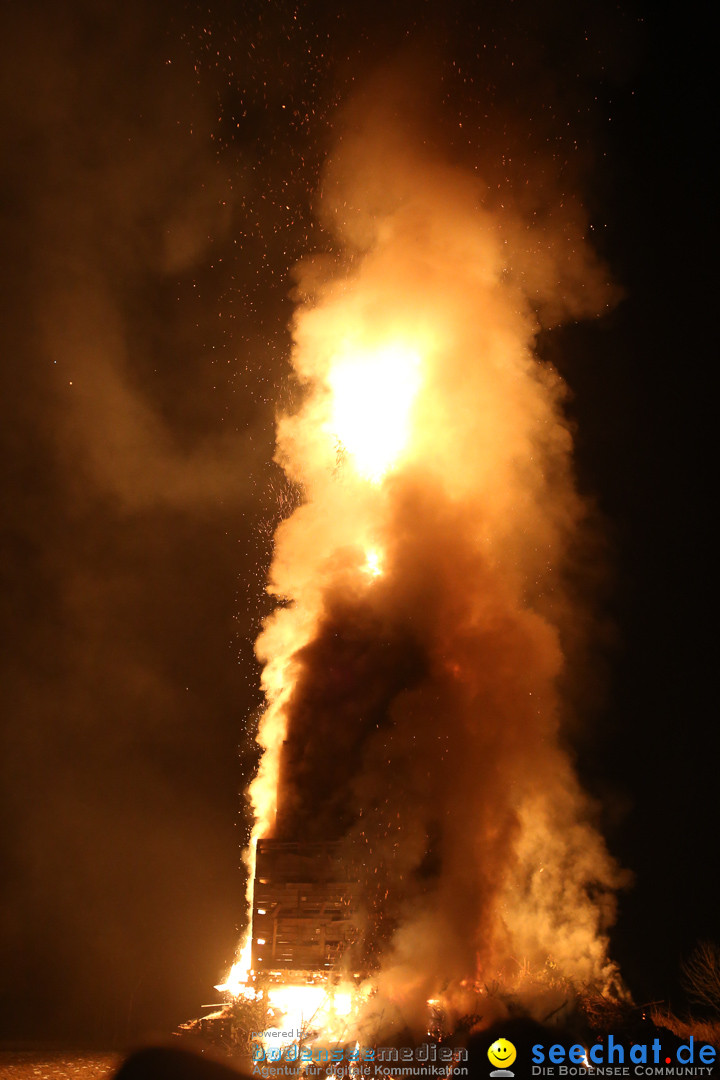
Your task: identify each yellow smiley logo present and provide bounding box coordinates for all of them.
[488,1038,517,1069]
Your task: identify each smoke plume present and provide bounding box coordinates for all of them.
[248,64,626,1027]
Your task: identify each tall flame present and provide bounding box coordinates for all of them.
[222,72,626,1031]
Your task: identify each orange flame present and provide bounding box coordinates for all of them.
[220,73,627,1032]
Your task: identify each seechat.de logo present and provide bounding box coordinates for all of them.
[488,1037,517,1077]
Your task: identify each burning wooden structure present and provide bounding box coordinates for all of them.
[251,839,358,976]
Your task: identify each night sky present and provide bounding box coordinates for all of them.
[0,0,714,1047]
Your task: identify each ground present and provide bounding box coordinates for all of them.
[0,1050,121,1079]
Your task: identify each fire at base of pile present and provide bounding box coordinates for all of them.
[182,980,472,1076]
[181,974,629,1079]
[185,841,376,1058]
[179,839,627,1072]
[180,985,636,1080]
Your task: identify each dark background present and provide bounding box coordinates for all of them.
[0,0,714,1046]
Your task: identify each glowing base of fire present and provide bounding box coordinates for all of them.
[260,982,356,1043]
[215,936,628,1056]
[216,971,372,1051]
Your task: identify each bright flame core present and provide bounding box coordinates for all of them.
[324,343,422,481]
[267,984,327,1036]
[363,547,383,577]
[214,981,367,1053]
[264,984,357,1039]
